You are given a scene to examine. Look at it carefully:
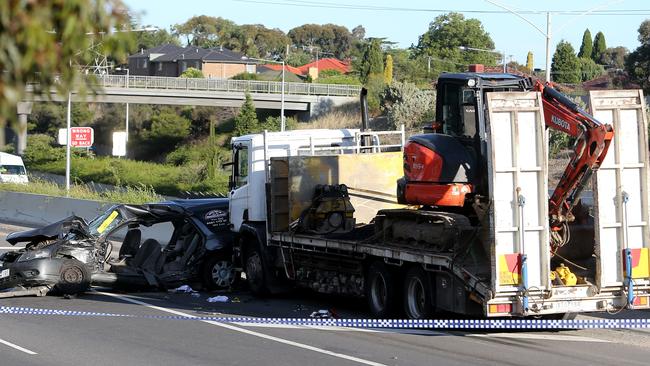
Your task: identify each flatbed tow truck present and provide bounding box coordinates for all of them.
[226,73,650,319]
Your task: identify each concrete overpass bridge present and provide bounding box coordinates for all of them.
[13,75,361,153]
[28,75,360,113]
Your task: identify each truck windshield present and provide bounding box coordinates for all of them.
[0,165,26,175]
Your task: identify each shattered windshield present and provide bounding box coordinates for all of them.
[87,209,124,237]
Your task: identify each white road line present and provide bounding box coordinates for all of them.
[94,291,386,366]
[0,337,38,355]
[0,247,22,250]
[233,322,449,336]
[467,333,610,343]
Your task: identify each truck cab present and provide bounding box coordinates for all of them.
[227,129,361,232]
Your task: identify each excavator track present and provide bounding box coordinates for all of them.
[374,209,476,252]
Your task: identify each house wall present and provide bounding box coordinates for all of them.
[202,63,254,78]
[128,58,151,76]
[153,62,180,77]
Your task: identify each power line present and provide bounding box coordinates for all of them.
[233,0,650,15]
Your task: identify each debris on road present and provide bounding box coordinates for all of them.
[310,310,333,319]
[169,285,197,293]
[207,295,229,303]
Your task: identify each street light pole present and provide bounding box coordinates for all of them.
[280,60,285,131]
[125,68,129,144]
[116,67,130,155]
[65,92,71,194]
[545,12,552,83]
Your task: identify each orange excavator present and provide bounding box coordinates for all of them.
[394,73,614,253]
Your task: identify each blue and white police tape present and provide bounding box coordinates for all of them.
[1,306,649,329]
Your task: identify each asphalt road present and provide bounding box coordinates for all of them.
[2,222,650,366]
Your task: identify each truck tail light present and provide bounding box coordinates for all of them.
[489,303,512,314]
[633,296,649,307]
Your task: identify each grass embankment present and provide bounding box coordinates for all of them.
[0,178,162,204]
[31,156,229,197]
[23,134,231,197]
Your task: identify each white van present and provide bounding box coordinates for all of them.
[0,152,28,184]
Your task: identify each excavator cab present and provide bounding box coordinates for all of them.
[399,73,529,209]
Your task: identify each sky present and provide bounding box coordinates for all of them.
[123,0,650,69]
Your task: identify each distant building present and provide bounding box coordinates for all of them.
[261,57,351,80]
[128,44,184,76]
[127,44,256,78]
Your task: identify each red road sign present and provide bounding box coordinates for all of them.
[70,127,94,147]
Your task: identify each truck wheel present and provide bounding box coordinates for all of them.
[55,259,90,295]
[366,261,399,318]
[245,246,268,296]
[202,253,238,291]
[403,266,434,319]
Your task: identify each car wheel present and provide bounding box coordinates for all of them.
[202,253,238,290]
[245,246,268,296]
[403,266,434,319]
[366,261,400,318]
[55,259,90,295]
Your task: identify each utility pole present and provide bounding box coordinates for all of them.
[545,12,552,82]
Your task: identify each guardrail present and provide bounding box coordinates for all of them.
[92,75,362,97]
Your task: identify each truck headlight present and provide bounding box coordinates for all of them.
[18,248,53,262]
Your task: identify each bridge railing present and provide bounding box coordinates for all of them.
[93,75,362,97]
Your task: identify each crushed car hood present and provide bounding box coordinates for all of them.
[6,216,89,245]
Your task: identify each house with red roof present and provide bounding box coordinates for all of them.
[262,57,351,80]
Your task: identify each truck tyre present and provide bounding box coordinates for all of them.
[55,259,90,295]
[403,266,434,319]
[366,261,399,318]
[245,246,268,296]
[202,253,238,291]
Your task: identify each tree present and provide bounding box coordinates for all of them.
[288,24,353,58]
[359,39,384,83]
[180,67,204,78]
[599,47,628,69]
[285,50,312,67]
[386,49,430,87]
[577,58,605,81]
[578,29,593,58]
[384,54,394,84]
[551,40,580,83]
[128,16,179,51]
[173,16,238,48]
[234,92,259,136]
[146,110,192,149]
[526,52,534,71]
[412,12,496,73]
[626,20,650,92]
[0,0,131,148]
[352,25,366,40]
[592,31,607,62]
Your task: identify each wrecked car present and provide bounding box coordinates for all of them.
[0,199,236,297]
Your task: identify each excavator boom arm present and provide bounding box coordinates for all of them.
[534,81,614,240]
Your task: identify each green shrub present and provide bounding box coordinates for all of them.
[319,69,342,78]
[231,72,260,80]
[180,67,204,78]
[315,74,361,85]
[22,134,64,166]
[380,81,435,130]
[144,111,192,149]
[260,116,298,131]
